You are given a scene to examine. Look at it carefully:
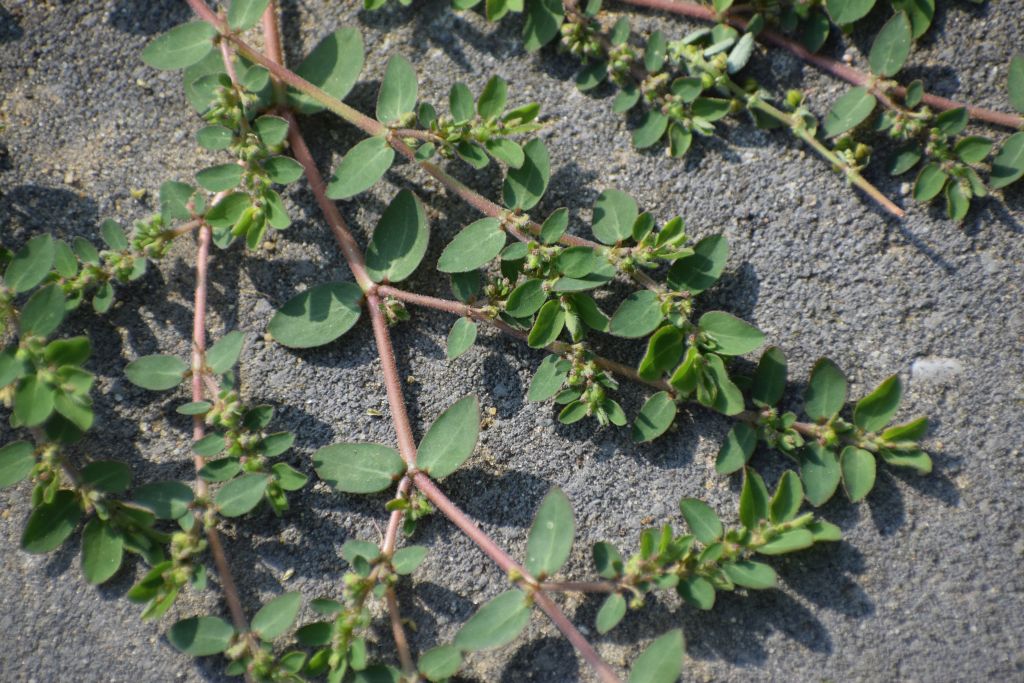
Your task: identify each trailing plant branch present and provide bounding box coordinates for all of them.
[614,0,1024,128]
[186,0,665,294]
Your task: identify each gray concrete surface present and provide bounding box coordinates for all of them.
[1,0,1023,681]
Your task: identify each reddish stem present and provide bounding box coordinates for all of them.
[542,580,618,592]
[190,223,255,681]
[366,292,420,465]
[615,0,1024,128]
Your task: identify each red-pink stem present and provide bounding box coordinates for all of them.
[366,292,420,464]
[386,587,416,676]
[615,0,1024,128]
[413,474,621,683]
[190,223,255,680]
[542,581,618,593]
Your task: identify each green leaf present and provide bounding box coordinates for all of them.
[913,162,948,201]
[751,346,786,407]
[1010,55,1024,115]
[477,76,508,119]
[142,22,217,70]
[449,82,474,122]
[671,76,704,103]
[758,528,814,555]
[668,125,692,155]
[268,281,363,349]
[804,358,846,421]
[739,468,770,528]
[699,311,765,356]
[800,442,841,506]
[523,0,564,51]
[417,395,479,479]
[609,291,663,338]
[726,32,754,74]
[290,28,365,114]
[889,145,922,175]
[502,139,550,210]
[633,111,668,149]
[133,480,194,519]
[80,460,132,493]
[0,441,35,488]
[638,326,683,381]
[392,545,428,575]
[705,353,745,416]
[632,392,677,443]
[823,87,877,137]
[826,0,875,24]
[955,136,993,164]
[528,355,570,401]
[454,590,531,651]
[264,156,304,184]
[990,132,1024,189]
[840,446,876,502]
[5,234,54,293]
[204,192,250,229]
[437,218,505,273]
[366,190,429,283]
[854,374,902,431]
[167,616,235,656]
[125,354,188,391]
[525,487,575,577]
[538,207,569,244]
[419,645,463,681]
[342,539,381,564]
[936,107,968,136]
[314,443,406,493]
[195,163,243,193]
[20,284,66,337]
[327,136,396,200]
[52,239,78,278]
[801,10,830,52]
[446,318,478,361]
[13,376,55,427]
[272,462,307,491]
[869,11,912,77]
[485,138,525,168]
[21,490,82,553]
[596,593,627,634]
[505,279,547,318]
[254,115,289,147]
[528,299,565,348]
[808,519,843,542]
[628,629,684,683]
[722,559,777,589]
[206,331,244,375]
[228,0,270,31]
[679,498,722,544]
[879,448,932,474]
[576,60,607,91]
[644,30,667,71]
[216,473,269,517]
[769,470,804,523]
[593,541,624,579]
[592,189,638,245]
[193,434,226,457]
[252,592,302,641]
[715,422,756,474]
[677,575,715,610]
[666,234,728,293]
[692,97,731,121]
[377,54,418,124]
[893,0,934,37]
[82,518,124,584]
[882,416,928,441]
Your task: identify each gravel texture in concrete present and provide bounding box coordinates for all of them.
[1,1,1023,681]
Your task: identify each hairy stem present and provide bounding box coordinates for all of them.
[412,474,622,683]
[190,223,256,680]
[185,0,661,293]
[615,0,1024,128]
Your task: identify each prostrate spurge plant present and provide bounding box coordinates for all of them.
[0,1,946,681]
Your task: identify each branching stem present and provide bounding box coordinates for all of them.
[614,0,1024,128]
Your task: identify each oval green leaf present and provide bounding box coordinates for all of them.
[502,139,550,210]
[609,290,663,338]
[804,358,847,421]
[314,443,406,493]
[853,374,902,432]
[82,518,124,585]
[840,446,876,502]
[290,27,365,114]
[215,473,269,517]
[252,592,302,641]
[632,391,677,443]
[268,281,363,349]
[446,317,478,360]
[125,354,188,391]
[5,234,54,293]
[366,189,430,283]
[698,311,765,356]
[628,629,684,683]
[327,136,396,200]
[592,189,638,245]
[437,218,506,273]
[453,590,531,651]
[168,616,235,656]
[377,54,418,124]
[142,22,217,70]
[869,11,912,77]
[823,87,877,137]
[525,487,575,577]
[416,395,479,479]
[21,489,82,553]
